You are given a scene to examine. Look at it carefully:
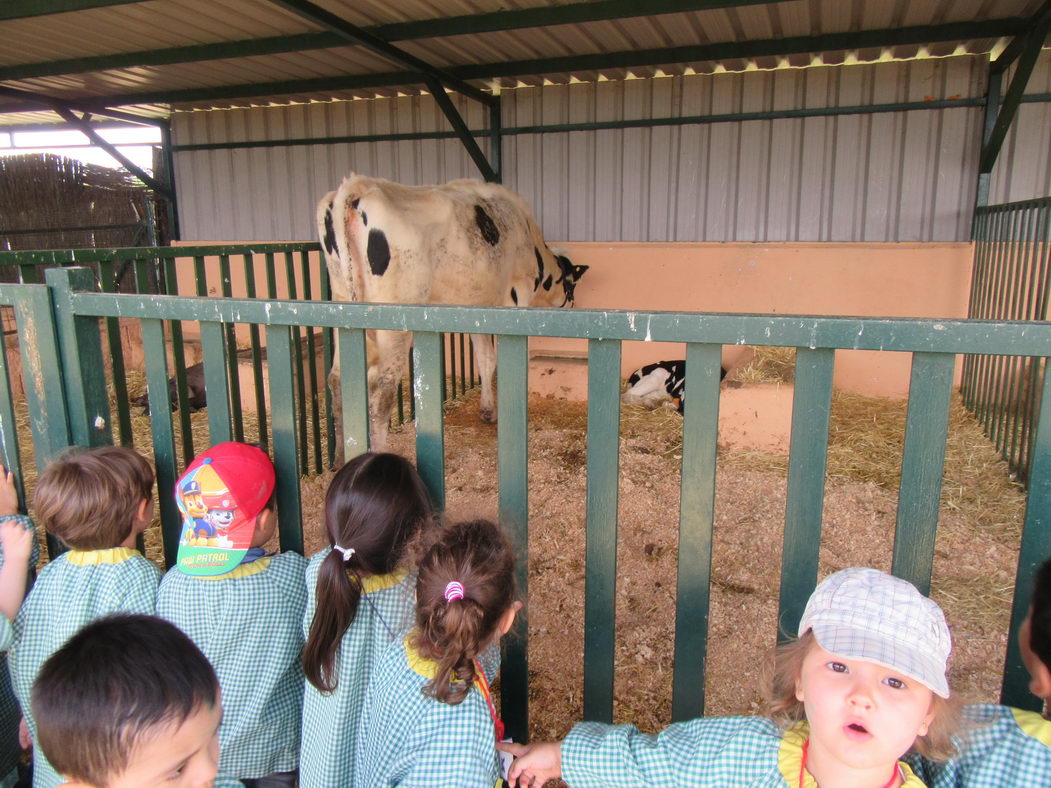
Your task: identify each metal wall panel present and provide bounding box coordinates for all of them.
[173,54,1051,243]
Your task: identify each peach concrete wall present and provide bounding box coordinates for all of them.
[531,242,973,398]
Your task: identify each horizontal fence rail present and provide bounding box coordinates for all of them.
[965,197,1051,484]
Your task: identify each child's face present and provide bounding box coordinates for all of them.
[795,643,935,779]
[102,701,220,788]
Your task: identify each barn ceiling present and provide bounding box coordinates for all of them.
[0,0,1047,128]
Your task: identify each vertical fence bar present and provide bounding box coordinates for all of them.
[777,347,835,641]
[219,254,244,444]
[448,333,457,402]
[265,324,303,554]
[1001,361,1051,710]
[299,252,322,473]
[891,352,955,594]
[141,317,181,568]
[583,338,621,722]
[320,258,336,469]
[284,253,308,470]
[163,256,194,465]
[337,328,370,460]
[97,260,133,447]
[497,333,529,742]
[671,342,721,721]
[459,333,467,395]
[0,313,25,510]
[17,265,39,285]
[200,321,232,445]
[440,336,448,404]
[413,332,445,510]
[242,254,268,450]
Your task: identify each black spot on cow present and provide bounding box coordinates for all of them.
[543,274,553,290]
[361,211,368,226]
[322,207,338,256]
[367,229,391,276]
[351,198,360,210]
[511,287,518,305]
[533,247,545,289]
[474,204,500,246]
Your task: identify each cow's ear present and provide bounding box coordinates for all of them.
[573,264,589,279]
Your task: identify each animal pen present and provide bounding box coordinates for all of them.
[0,242,1047,742]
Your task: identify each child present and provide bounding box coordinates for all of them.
[300,451,433,788]
[0,446,161,788]
[0,467,37,788]
[905,556,1051,785]
[353,519,521,787]
[30,613,221,788]
[156,442,306,788]
[503,567,957,787]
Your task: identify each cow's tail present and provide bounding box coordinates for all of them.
[333,174,373,302]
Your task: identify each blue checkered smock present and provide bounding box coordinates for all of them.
[157,551,308,784]
[1,546,161,788]
[352,632,504,788]
[561,717,925,787]
[0,516,37,784]
[905,703,1051,787]
[300,550,416,788]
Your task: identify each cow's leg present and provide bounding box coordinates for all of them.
[473,334,497,424]
[369,329,413,450]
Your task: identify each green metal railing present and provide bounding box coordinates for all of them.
[964,197,1051,484]
[1,267,1044,738]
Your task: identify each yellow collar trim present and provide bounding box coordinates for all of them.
[404,633,438,680]
[356,567,409,594]
[65,547,140,566]
[1012,706,1051,746]
[198,557,272,581]
[776,721,922,787]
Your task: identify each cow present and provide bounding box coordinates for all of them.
[318,175,588,453]
[622,360,727,414]
[133,361,208,415]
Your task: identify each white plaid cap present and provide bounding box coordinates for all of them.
[797,567,951,698]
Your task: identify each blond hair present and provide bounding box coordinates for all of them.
[765,631,960,761]
[34,446,154,550]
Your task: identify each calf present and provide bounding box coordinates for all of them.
[133,362,208,415]
[622,360,726,414]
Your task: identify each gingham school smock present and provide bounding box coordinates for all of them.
[0,516,37,786]
[352,632,504,788]
[560,717,926,788]
[300,551,416,788]
[905,704,1051,787]
[0,546,161,788]
[156,551,308,784]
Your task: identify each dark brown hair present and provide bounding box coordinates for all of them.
[412,519,516,705]
[32,614,218,787]
[303,452,432,692]
[33,445,154,550]
[1031,557,1051,670]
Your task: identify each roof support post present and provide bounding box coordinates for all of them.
[160,120,181,240]
[974,68,1003,211]
[424,76,498,182]
[51,105,172,198]
[489,95,503,184]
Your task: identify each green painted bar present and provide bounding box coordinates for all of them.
[97,260,132,447]
[300,253,323,474]
[408,350,416,422]
[42,268,107,449]
[413,332,445,511]
[17,265,39,285]
[163,256,195,465]
[447,333,456,401]
[337,328,370,459]
[671,342,721,721]
[497,333,529,742]
[0,243,320,267]
[440,337,448,404]
[469,335,476,385]
[891,352,955,595]
[141,318,181,568]
[242,254,268,449]
[320,264,336,468]
[0,320,25,510]
[583,338,621,723]
[265,324,304,555]
[284,253,309,470]
[132,257,153,295]
[1001,362,1051,709]
[194,256,207,298]
[265,253,278,299]
[777,347,835,642]
[459,334,467,394]
[219,255,244,444]
[200,321,232,445]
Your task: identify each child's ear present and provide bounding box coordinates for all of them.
[135,498,151,523]
[795,679,804,703]
[1029,659,1051,700]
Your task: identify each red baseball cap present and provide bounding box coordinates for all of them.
[174,442,275,576]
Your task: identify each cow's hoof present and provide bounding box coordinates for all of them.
[479,407,496,424]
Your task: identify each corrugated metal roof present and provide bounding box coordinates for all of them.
[0,0,1043,127]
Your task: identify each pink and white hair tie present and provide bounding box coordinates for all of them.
[444,581,465,602]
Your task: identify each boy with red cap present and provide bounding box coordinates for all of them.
[157,442,307,788]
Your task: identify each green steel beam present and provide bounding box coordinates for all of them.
[990,0,1051,75]
[0,1,779,82]
[423,75,497,181]
[0,85,162,126]
[0,0,142,20]
[159,121,181,240]
[18,18,1026,110]
[266,0,493,106]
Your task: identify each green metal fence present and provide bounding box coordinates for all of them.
[964,197,1051,484]
[3,267,1049,738]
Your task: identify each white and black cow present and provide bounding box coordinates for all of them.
[622,360,727,414]
[318,174,587,453]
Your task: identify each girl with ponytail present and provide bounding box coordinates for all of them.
[300,452,433,788]
[353,519,521,788]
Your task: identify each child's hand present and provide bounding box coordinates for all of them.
[498,741,563,787]
[0,467,18,518]
[0,519,31,566]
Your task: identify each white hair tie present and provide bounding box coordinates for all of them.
[334,545,355,562]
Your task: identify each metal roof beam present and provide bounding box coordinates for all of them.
[0,1,780,81]
[0,0,142,21]
[424,77,497,181]
[990,0,1051,75]
[1,17,1028,111]
[0,85,162,125]
[264,0,493,106]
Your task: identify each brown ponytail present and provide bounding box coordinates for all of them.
[412,519,516,705]
[303,452,433,692]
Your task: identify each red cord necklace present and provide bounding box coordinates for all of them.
[473,660,505,741]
